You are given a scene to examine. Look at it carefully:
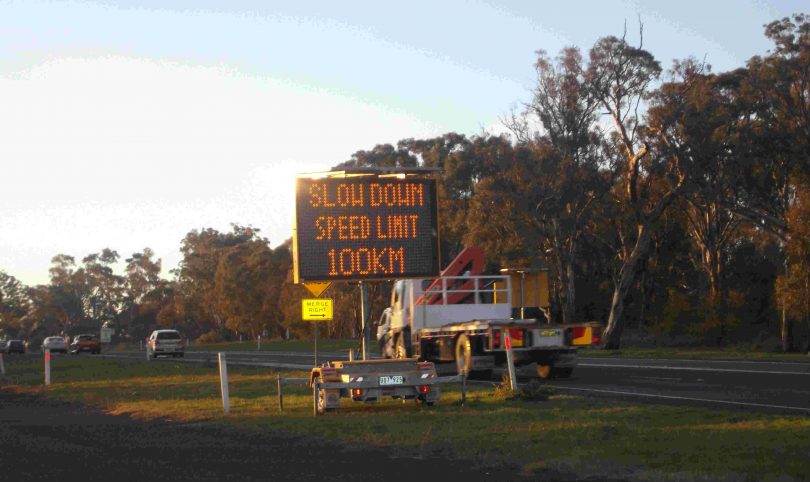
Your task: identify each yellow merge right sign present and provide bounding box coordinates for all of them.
[302,299,334,321]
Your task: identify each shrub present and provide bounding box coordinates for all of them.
[493,374,555,402]
[196,330,224,344]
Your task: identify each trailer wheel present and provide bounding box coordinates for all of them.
[536,363,553,379]
[455,334,472,376]
[315,385,333,414]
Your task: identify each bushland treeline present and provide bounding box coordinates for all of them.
[2,15,809,351]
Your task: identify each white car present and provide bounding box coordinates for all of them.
[147,329,185,358]
[42,336,68,354]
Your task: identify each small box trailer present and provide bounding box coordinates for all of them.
[309,358,441,414]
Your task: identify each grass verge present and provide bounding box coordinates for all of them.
[2,355,809,481]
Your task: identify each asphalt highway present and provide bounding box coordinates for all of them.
[102,349,810,415]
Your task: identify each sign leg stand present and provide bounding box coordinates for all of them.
[360,282,369,361]
[314,323,319,367]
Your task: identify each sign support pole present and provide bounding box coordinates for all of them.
[360,281,369,361]
[314,322,319,367]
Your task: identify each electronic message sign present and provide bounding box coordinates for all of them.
[294,176,440,282]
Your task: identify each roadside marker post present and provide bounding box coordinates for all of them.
[218,352,230,414]
[277,374,284,413]
[44,349,51,386]
[257,335,261,351]
[0,353,5,376]
[504,331,518,391]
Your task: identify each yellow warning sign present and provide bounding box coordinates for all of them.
[302,281,331,297]
[302,298,333,321]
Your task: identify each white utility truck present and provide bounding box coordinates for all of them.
[376,248,579,379]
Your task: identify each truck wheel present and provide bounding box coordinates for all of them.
[536,363,553,379]
[455,334,472,376]
[394,335,408,359]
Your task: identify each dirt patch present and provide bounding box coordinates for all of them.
[0,387,542,482]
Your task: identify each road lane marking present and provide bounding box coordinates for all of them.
[629,376,682,381]
[580,357,810,367]
[578,362,810,376]
[547,385,810,413]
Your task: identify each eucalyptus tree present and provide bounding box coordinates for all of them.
[646,62,747,342]
[212,232,290,338]
[121,248,164,340]
[735,14,810,350]
[46,254,86,334]
[500,47,605,324]
[0,271,30,338]
[585,33,695,349]
[80,248,124,331]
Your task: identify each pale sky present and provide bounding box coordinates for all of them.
[0,0,803,286]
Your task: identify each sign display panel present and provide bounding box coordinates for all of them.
[302,299,334,321]
[294,176,440,282]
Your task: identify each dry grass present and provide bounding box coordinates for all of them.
[3,355,810,481]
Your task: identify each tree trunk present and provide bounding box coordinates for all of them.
[554,254,576,325]
[552,221,577,325]
[781,305,791,352]
[565,262,576,324]
[781,262,793,352]
[602,225,653,350]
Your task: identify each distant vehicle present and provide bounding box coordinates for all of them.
[42,337,68,354]
[5,340,25,354]
[146,329,185,358]
[70,334,101,355]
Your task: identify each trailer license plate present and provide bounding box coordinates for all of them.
[379,375,404,386]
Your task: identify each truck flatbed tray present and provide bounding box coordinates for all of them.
[435,318,547,330]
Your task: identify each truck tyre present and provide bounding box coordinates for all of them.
[536,363,553,379]
[455,334,472,376]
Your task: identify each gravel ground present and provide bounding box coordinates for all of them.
[0,387,536,482]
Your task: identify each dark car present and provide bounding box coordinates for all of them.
[70,334,101,354]
[5,340,26,354]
